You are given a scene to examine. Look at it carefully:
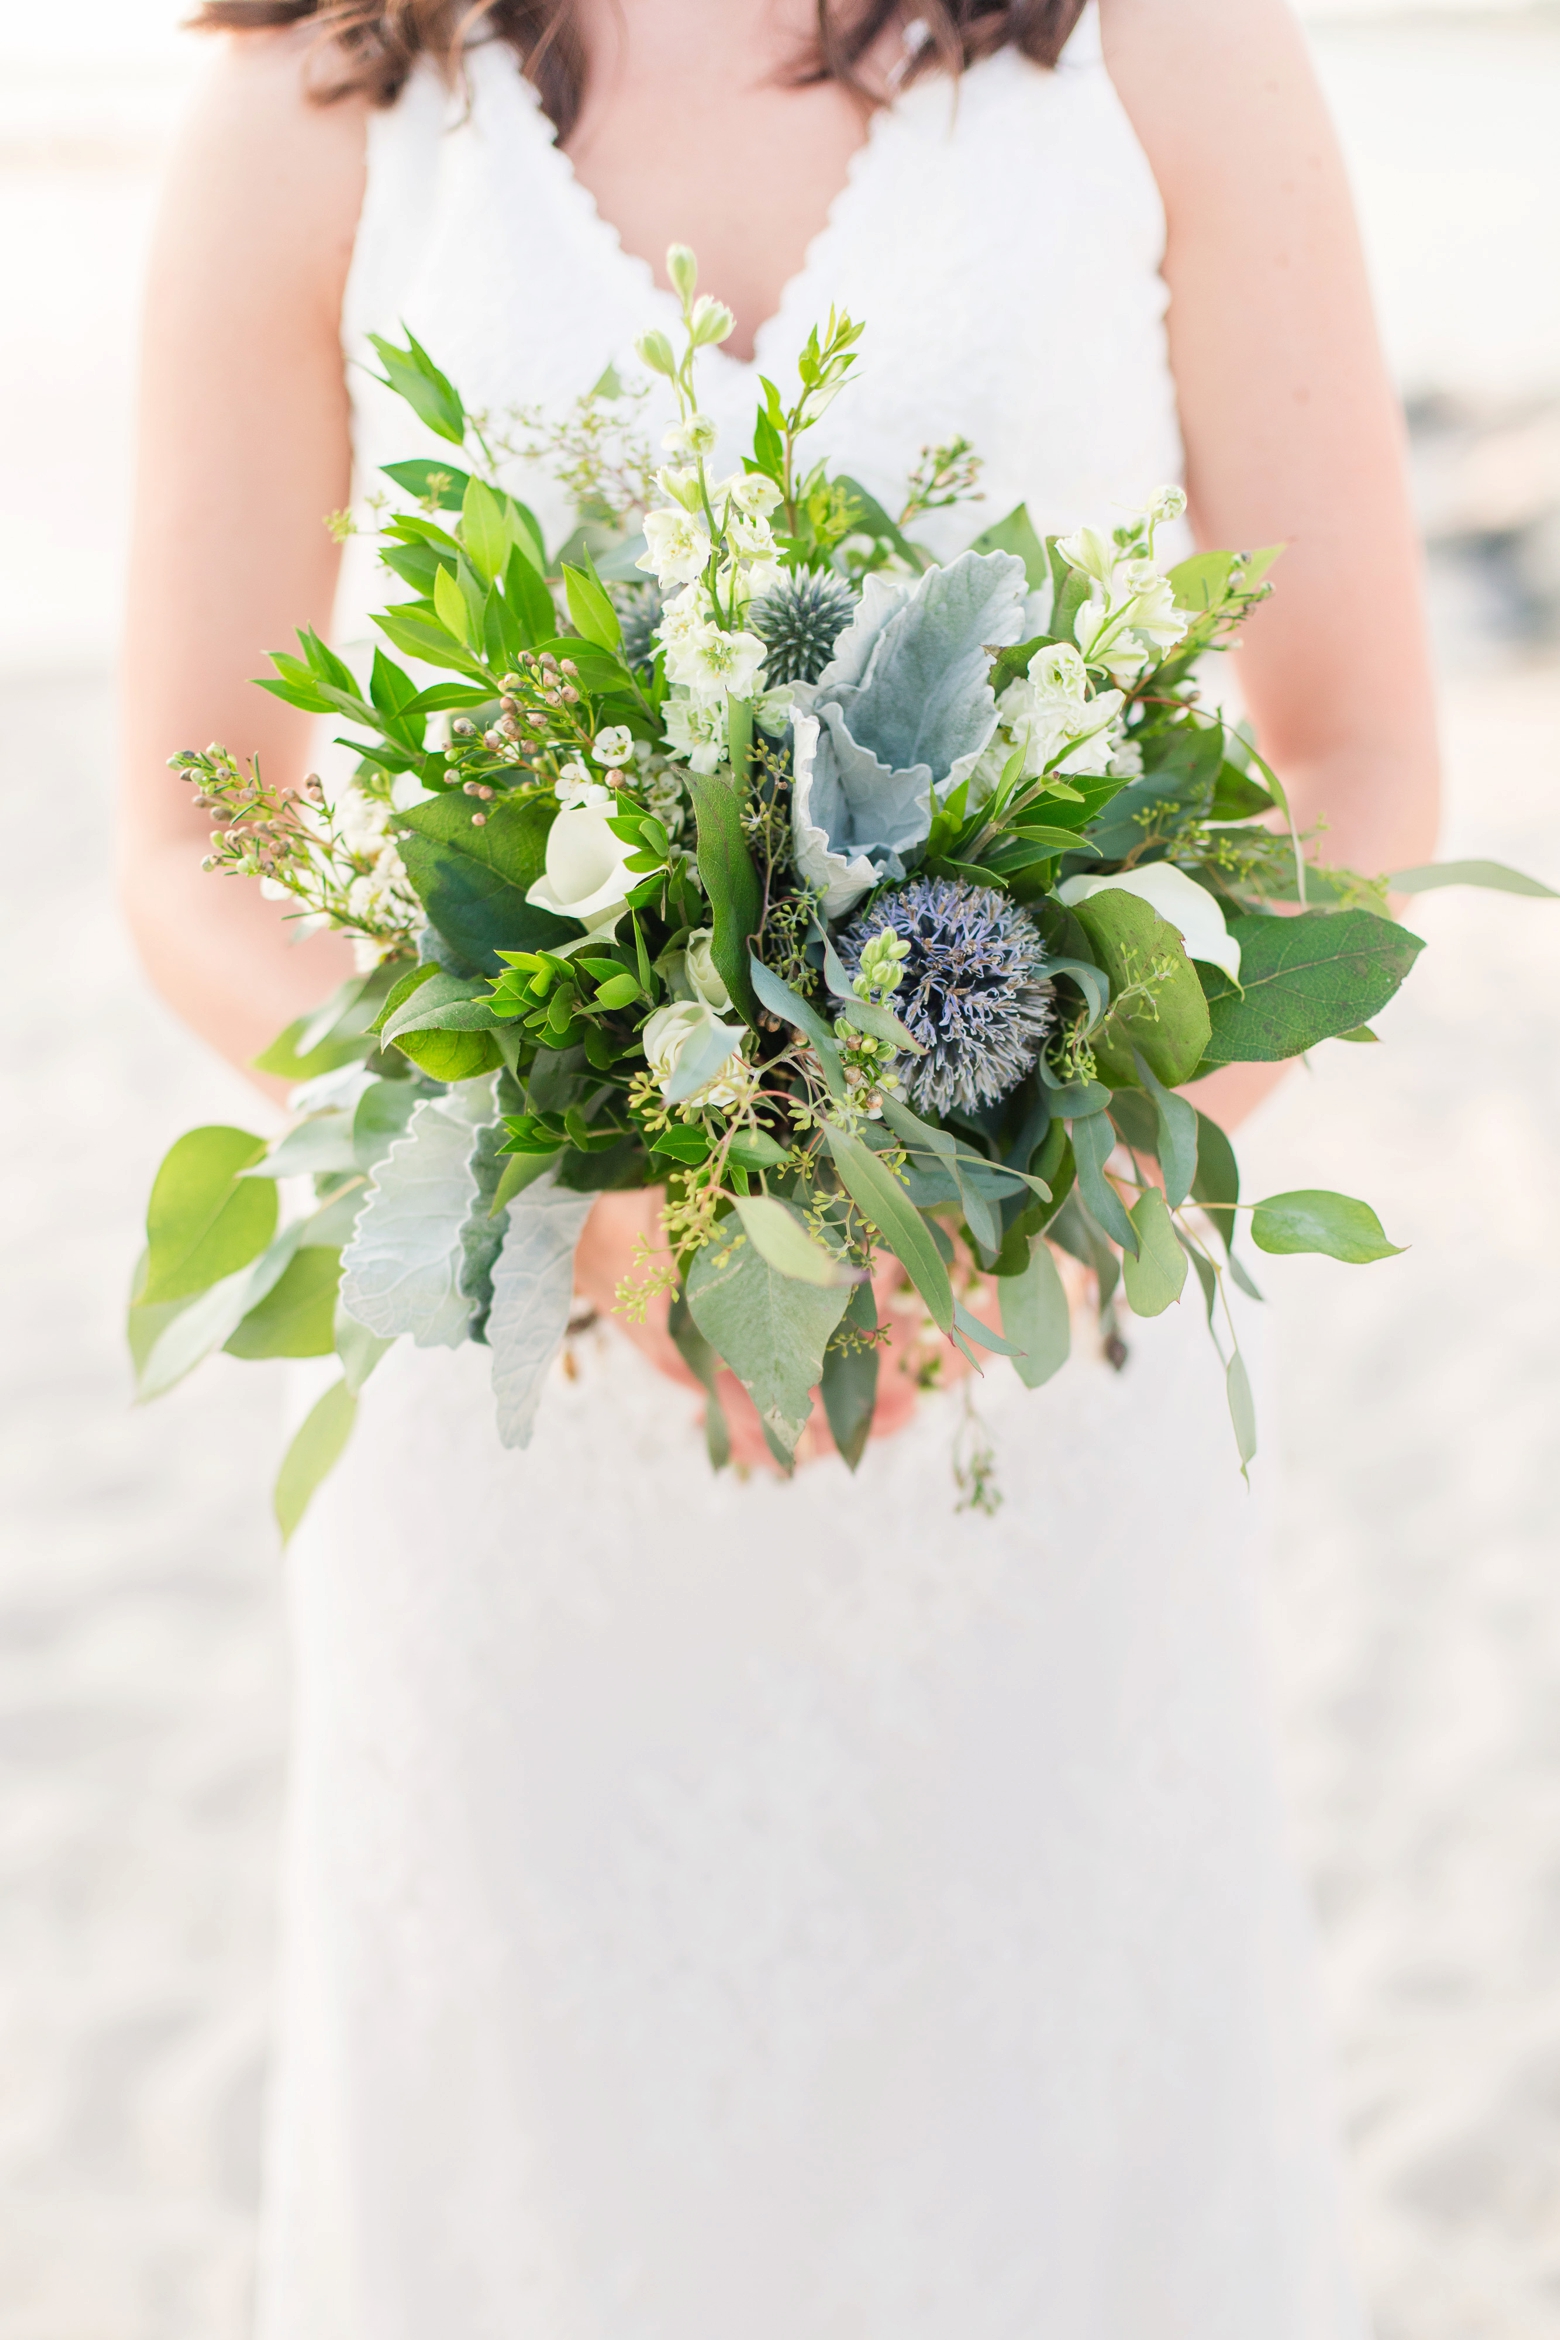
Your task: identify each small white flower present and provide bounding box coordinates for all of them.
[639,506,712,588]
[663,692,728,774]
[1057,863,1241,980]
[663,621,767,703]
[642,998,746,1105]
[555,759,612,811]
[1055,522,1118,585]
[525,804,637,935]
[662,414,718,459]
[593,724,634,767]
[334,783,393,857]
[1150,484,1188,524]
[716,471,784,519]
[1108,737,1144,780]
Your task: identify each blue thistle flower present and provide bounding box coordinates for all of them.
[837,878,1053,1116]
[751,571,858,685]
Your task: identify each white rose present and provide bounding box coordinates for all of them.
[684,927,731,1012]
[525,804,637,936]
[1057,862,1241,981]
[642,999,746,1105]
[639,506,712,588]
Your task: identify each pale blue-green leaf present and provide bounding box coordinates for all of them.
[1068,1111,1137,1257]
[1130,1049,1198,1208]
[334,1299,394,1395]
[1000,1239,1070,1389]
[338,1081,495,1345]
[1044,954,1110,1034]
[732,1195,856,1288]
[1390,858,1557,900]
[135,1224,304,1400]
[951,1297,1026,1359]
[487,1180,596,1447]
[748,955,845,1094]
[244,1112,359,1181]
[1121,1187,1187,1316]
[1226,1346,1258,1476]
[274,1379,358,1546]
[685,1232,851,1459]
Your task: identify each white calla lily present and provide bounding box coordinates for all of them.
[1057,863,1242,981]
[525,806,637,937]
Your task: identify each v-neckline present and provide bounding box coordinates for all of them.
[510,59,911,375]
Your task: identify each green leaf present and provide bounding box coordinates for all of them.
[820,1280,879,1471]
[334,1300,394,1394]
[395,1026,503,1082]
[245,1113,359,1181]
[1192,1112,1239,1249]
[433,560,475,646]
[1334,1025,1380,1044]
[1250,1188,1404,1264]
[727,1128,790,1171]
[1198,911,1425,1066]
[274,1379,358,1547]
[396,792,575,974]
[460,475,517,586]
[1389,858,1557,900]
[142,1127,276,1304]
[999,1239,1070,1389]
[562,559,623,650]
[373,602,490,679]
[687,773,762,1026]
[951,1298,1028,1359]
[821,1121,954,1334]
[1071,889,1211,1088]
[1121,1187,1188,1317]
[489,1148,562,1215]
[685,1228,852,1462]
[382,456,470,510]
[1067,1111,1137,1257]
[367,328,465,446]
[504,544,558,647]
[1130,1049,1198,1207]
[732,1195,856,1288]
[833,994,923,1054]
[748,956,845,1094]
[968,501,1049,589]
[1226,1346,1258,1478]
[667,1291,732,1470]
[252,1015,368,1082]
[353,1078,420,1171]
[1167,549,1235,613]
[224,1246,341,1359]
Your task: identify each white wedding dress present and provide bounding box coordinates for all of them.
[262,16,1369,2336]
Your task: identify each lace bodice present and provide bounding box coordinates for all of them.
[337,6,1181,619]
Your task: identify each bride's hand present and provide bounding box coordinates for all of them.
[573,1188,978,1473]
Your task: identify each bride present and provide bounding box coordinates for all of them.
[122,0,1438,2331]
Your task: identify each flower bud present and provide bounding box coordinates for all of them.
[635,328,678,379]
[1150,484,1188,523]
[666,244,698,305]
[689,295,735,347]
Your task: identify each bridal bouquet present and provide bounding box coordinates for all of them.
[131,247,1552,1534]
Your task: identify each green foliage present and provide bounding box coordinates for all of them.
[732,1195,854,1287]
[368,328,466,446]
[1390,858,1557,900]
[821,1122,954,1334]
[273,1379,358,1546]
[968,502,1049,589]
[999,1239,1070,1389]
[225,1247,342,1358]
[687,774,762,1026]
[1199,911,1424,1065]
[1121,1188,1187,1317]
[1251,1188,1404,1263]
[396,792,576,974]
[685,1229,852,1464]
[820,1280,880,1470]
[1071,889,1211,1088]
[142,1127,276,1304]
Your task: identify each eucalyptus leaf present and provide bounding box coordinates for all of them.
[1250,1188,1404,1264]
[134,1225,304,1400]
[667,1291,733,1470]
[1071,889,1211,1088]
[1121,1188,1187,1317]
[1131,1049,1198,1208]
[1390,858,1557,900]
[822,1120,954,1333]
[142,1126,275,1304]
[820,1280,879,1470]
[1226,1347,1258,1478]
[487,1180,596,1447]
[685,1228,851,1461]
[749,955,845,1094]
[245,1113,359,1182]
[224,1246,341,1359]
[1199,911,1424,1065]
[688,774,763,1026]
[1067,1112,1137,1257]
[274,1379,358,1547]
[733,1195,856,1287]
[999,1239,1070,1390]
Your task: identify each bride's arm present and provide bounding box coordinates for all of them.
[1102,0,1441,1130]
[119,31,367,1082]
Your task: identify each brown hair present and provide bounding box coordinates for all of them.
[188,2,1089,143]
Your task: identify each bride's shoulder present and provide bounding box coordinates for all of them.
[1097,0,1339,207]
[155,27,369,316]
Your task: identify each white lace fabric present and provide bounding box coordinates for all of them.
[263,15,1368,2335]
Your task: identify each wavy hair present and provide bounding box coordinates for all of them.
[187,2,1089,141]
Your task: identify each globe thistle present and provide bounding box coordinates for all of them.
[836,878,1053,1117]
[609,581,664,678]
[750,570,858,685]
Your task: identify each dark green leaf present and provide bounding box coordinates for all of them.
[821,1280,879,1471]
[1131,1048,1198,1208]
[1198,911,1425,1065]
[396,791,576,973]
[1067,1111,1137,1257]
[1071,888,1211,1088]
[382,456,470,510]
[999,1238,1070,1388]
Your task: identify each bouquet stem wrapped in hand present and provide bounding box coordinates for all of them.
[133,247,1555,1535]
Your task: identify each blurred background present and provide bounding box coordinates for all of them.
[1,1,1558,2332]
